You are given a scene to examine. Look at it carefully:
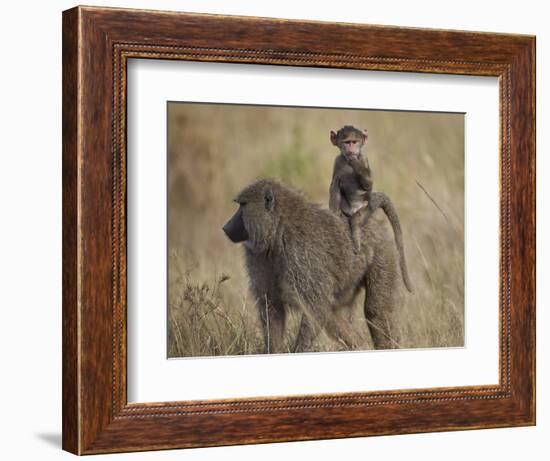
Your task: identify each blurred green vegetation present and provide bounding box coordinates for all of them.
[167,103,464,357]
[261,125,319,185]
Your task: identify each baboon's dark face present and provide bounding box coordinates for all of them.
[223,180,278,253]
[222,208,249,243]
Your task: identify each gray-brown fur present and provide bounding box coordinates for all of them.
[329,126,413,292]
[223,178,402,353]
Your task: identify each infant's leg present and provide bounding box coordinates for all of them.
[349,213,361,253]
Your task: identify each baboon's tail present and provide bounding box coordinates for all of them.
[363,192,414,293]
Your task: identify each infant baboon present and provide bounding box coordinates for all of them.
[223,178,402,353]
[329,125,413,292]
[329,126,372,252]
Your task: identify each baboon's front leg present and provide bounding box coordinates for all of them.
[324,308,360,350]
[258,299,287,354]
[292,314,322,353]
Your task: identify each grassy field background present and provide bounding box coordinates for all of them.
[167,103,464,358]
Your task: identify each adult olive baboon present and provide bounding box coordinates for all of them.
[329,125,413,292]
[223,178,402,353]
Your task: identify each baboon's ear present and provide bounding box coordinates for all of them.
[330,130,338,146]
[264,187,275,212]
[362,129,369,142]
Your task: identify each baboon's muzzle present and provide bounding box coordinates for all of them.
[223,208,249,243]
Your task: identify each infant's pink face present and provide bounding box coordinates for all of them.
[342,138,362,158]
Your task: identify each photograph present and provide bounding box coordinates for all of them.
[167,102,465,358]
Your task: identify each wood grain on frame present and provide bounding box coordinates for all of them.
[62,5,535,455]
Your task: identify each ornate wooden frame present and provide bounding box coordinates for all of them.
[62,5,535,455]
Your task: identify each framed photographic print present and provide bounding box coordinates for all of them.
[62,5,535,455]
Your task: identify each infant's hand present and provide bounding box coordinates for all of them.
[346,154,363,166]
[343,153,357,163]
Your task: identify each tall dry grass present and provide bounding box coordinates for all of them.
[167,103,464,357]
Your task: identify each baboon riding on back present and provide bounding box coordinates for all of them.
[329,125,413,293]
